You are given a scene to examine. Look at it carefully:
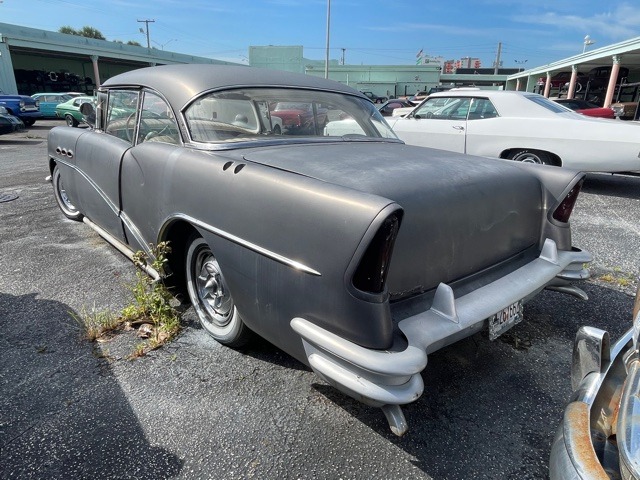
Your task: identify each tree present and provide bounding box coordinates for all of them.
[59,26,77,35]
[126,40,142,46]
[58,25,106,40]
[77,26,105,40]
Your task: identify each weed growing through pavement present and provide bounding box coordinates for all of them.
[73,242,181,357]
[71,304,124,341]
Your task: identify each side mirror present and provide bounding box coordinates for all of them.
[79,102,96,128]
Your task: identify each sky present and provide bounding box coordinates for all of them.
[1,0,640,69]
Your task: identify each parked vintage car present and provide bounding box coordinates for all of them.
[552,98,615,119]
[0,94,42,126]
[549,286,640,479]
[48,64,591,435]
[55,95,95,127]
[360,91,388,103]
[376,99,414,116]
[31,92,74,118]
[389,90,640,172]
[587,65,630,92]
[270,101,328,134]
[546,71,589,92]
[0,106,25,135]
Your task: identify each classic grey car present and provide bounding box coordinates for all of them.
[549,287,640,479]
[48,64,592,436]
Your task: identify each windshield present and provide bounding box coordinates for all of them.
[184,87,398,144]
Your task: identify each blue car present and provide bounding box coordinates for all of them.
[31,93,74,118]
[0,95,42,126]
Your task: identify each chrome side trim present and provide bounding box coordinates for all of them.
[119,211,153,258]
[53,157,120,217]
[83,216,160,281]
[167,213,322,277]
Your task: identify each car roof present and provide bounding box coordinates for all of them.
[101,64,366,111]
[428,89,534,100]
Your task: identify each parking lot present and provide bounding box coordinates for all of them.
[1,120,638,479]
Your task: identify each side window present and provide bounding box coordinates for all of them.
[137,91,180,145]
[415,97,471,120]
[414,97,455,118]
[105,90,139,144]
[467,98,498,120]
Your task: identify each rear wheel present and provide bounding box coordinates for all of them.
[508,149,553,166]
[185,235,251,347]
[52,165,82,220]
[65,114,79,127]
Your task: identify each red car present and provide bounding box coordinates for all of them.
[271,102,328,134]
[553,98,615,119]
[539,71,589,91]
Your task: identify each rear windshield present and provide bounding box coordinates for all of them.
[524,94,572,113]
[184,87,398,144]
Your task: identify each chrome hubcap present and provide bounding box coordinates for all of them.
[196,252,232,327]
[56,174,77,211]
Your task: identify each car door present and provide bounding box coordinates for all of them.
[73,89,140,243]
[390,96,470,153]
[119,90,183,254]
[463,97,501,156]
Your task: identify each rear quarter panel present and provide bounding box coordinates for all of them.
[120,144,399,360]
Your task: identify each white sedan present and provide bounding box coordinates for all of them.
[388,90,640,172]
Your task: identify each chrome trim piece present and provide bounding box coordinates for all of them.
[292,238,592,436]
[550,328,636,480]
[52,157,120,218]
[83,216,160,281]
[168,213,322,276]
[119,211,153,258]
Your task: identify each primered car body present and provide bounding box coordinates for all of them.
[389,90,640,173]
[550,287,640,479]
[48,64,591,435]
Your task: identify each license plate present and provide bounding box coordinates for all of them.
[488,300,523,340]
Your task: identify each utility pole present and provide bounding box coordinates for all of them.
[137,19,155,48]
[493,41,502,75]
[341,48,346,66]
[324,0,331,78]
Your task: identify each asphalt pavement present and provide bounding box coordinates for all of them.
[0,120,638,479]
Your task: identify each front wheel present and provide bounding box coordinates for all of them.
[508,149,554,166]
[65,114,79,127]
[52,165,82,220]
[185,235,251,347]
[23,119,35,127]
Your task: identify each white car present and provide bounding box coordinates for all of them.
[389,90,640,173]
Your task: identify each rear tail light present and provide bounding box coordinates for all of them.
[352,211,402,294]
[553,178,584,223]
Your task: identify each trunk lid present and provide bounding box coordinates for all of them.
[243,142,544,297]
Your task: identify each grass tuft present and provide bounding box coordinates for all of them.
[73,242,182,357]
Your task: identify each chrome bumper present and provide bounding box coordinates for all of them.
[292,238,592,436]
[549,325,639,479]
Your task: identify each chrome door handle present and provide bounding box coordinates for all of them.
[452,126,465,131]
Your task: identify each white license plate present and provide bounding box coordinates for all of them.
[488,300,523,340]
